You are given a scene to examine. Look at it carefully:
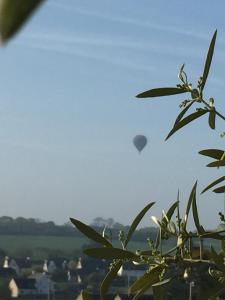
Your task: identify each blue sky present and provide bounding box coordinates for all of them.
[0,0,225,229]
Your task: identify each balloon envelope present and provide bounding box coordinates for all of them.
[133,135,147,153]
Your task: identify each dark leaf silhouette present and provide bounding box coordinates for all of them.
[166,109,208,140]
[136,87,187,98]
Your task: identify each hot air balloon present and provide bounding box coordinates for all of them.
[133,135,147,153]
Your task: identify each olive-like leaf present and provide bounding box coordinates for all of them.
[101,260,123,298]
[174,101,194,125]
[151,216,161,227]
[201,176,225,194]
[136,87,187,98]
[213,186,225,193]
[152,278,171,287]
[132,283,152,300]
[167,221,177,235]
[199,149,224,160]
[208,108,216,129]
[70,218,112,248]
[201,30,217,91]
[165,109,208,140]
[200,230,225,240]
[199,149,224,161]
[192,185,205,234]
[184,181,198,230]
[207,160,225,167]
[84,247,139,260]
[129,265,164,293]
[166,201,179,221]
[124,202,155,247]
[0,0,45,43]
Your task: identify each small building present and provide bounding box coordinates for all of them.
[9,278,37,298]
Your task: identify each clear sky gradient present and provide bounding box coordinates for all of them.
[0,0,225,229]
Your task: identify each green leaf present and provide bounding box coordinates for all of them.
[84,247,139,260]
[132,283,152,300]
[136,87,187,98]
[124,202,155,247]
[166,201,179,221]
[151,216,161,227]
[100,260,123,298]
[207,160,225,167]
[199,149,224,160]
[174,101,194,125]
[184,181,198,230]
[192,185,205,234]
[152,278,171,287]
[201,176,225,194]
[213,186,225,193]
[200,230,225,240]
[165,109,208,140]
[167,221,177,235]
[201,30,217,91]
[0,0,45,43]
[208,108,216,129]
[154,229,160,250]
[70,218,112,248]
[129,265,164,293]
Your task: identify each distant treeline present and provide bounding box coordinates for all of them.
[0,216,157,242]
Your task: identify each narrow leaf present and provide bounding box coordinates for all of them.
[132,283,152,300]
[101,260,123,298]
[184,181,198,230]
[152,278,171,287]
[201,176,225,194]
[151,216,161,227]
[125,202,155,247]
[136,87,187,98]
[208,108,216,129]
[166,201,179,221]
[174,101,194,125]
[84,247,139,260]
[213,186,225,193]
[0,0,45,43]
[130,265,164,293]
[201,30,217,91]
[199,149,224,160]
[207,160,225,167]
[70,218,112,248]
[166,109,208,140]
[200,230,225,240]
[192,184,204,234]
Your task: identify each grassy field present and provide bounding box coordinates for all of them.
[0,234,220,259]
[0,234,151,259]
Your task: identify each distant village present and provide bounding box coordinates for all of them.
[0,252,153,300]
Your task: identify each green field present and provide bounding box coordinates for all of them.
[0,234,220,259]
[0,235,150,259]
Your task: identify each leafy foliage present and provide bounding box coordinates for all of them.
[71,30,225,300]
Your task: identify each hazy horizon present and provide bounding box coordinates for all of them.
[0,0,225,230]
